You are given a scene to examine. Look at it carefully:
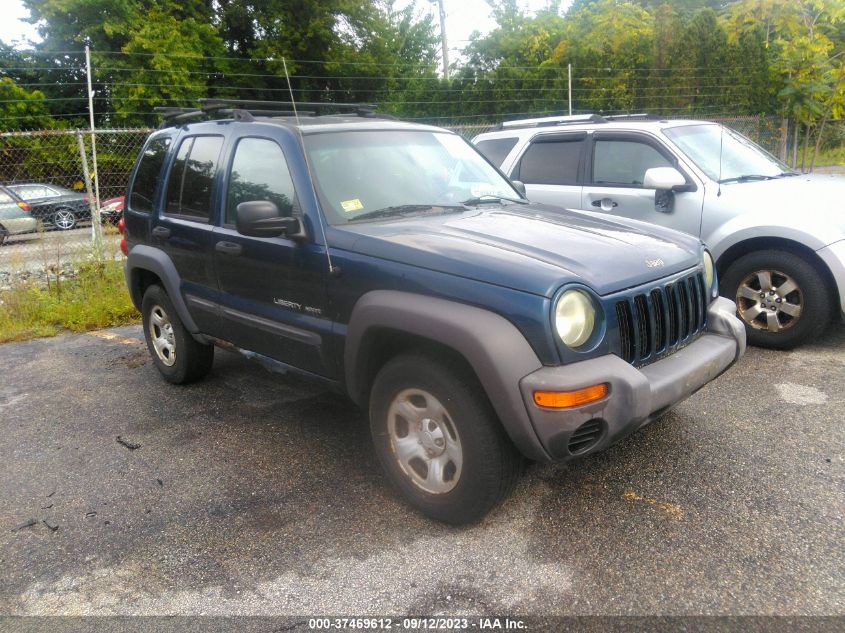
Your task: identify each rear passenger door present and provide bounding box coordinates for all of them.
[152,134,224,333]
[582,132,704,236]
[509,133,585,208]
[211,134,330,377]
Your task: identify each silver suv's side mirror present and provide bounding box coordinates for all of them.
[643,167,686,191]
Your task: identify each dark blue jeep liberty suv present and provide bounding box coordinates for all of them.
[123,103,746,524]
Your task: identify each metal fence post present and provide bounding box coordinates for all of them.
[76,130,102,256]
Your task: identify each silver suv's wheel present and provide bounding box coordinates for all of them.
[722,249,831,349]
[735,269,802,333]
[141,284,214,383]
[387,388,463,494]
[369,353,522,524]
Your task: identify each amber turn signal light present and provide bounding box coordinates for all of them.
[533,383,609,409]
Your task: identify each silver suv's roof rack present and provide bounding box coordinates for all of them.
[603,113,654,121]
[499,114,607,130]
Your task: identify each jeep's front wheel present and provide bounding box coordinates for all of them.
[721,249,831,349]
[369,353,522,524]
[141,284,213,384]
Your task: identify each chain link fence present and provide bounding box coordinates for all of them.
[1,115,842,284]
[0,129,148,286]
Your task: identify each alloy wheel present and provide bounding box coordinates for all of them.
[53,209,77,230]
[148,304,177,366]
[735,268,802,333]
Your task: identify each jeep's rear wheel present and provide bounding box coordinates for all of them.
[721,249,831,349]
[369,353,522,524]
[141,284,213,383]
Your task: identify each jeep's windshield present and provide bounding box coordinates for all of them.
[304,130,520,224]
[664,124,795,183]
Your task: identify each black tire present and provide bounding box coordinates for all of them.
[721,249,831,349]
[369,352,522,524]
[52,207,77,231]
[141,284,214,384]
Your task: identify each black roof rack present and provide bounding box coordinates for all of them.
[155,99,385,128]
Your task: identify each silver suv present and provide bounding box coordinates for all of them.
[474,115,845,349]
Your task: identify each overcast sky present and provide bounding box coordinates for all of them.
[0,0,565,54]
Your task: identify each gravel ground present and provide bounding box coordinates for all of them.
[0,322,843,624]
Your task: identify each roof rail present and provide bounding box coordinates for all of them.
[602,113,655,121]
[499,113,607,130]
[155,99,383,127]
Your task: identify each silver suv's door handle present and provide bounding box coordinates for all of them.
[215,241,242,256]
[591,199,618,208]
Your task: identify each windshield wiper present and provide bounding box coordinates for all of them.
[461,194,528,206]
[718,174,777,184]
[349,204,463,222]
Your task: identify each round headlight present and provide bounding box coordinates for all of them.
[703,251,715,289]
[555,289,596,348]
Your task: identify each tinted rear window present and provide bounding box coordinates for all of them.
[129,137,171,214]
[517,138,582,185]
[164,135,223,221]
[474,137,518,167]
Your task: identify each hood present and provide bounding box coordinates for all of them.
[330,204,702,297]
[715,173,845,235]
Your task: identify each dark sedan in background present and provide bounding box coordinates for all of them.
[2,183,91,230]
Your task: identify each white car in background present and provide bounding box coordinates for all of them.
[474,115,845,349]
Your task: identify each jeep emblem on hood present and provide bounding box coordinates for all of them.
[645,258,665,268]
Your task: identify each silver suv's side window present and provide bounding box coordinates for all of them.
[515,138,582,185]
[475,137,518,167]
[225,137,297,225]
[592,139,672,186]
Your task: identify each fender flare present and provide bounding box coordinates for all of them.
[344,290,551,461]
[125,244,200,333]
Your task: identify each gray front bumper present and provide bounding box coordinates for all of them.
[519,297,745,461]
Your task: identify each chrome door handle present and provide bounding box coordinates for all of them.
[591,199,618,208]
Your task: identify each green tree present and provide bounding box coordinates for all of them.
[0,77,53,130]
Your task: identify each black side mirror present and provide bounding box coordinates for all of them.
[235,200,305,239]
[654,190,674,213]
[511,180,527,196]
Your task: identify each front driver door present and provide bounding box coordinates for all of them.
[211,134,331,377]
[582,132,704,237]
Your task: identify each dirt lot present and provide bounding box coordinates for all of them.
[0,323,843,626]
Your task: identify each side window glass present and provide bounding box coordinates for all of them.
[226,137,296,225]
[129,136,172,214]
[475,137,518,167]
[593,140,672,186]
[517,140,581,185]
[164,135,223,221]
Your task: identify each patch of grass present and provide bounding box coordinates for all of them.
[0,258,139,343]
[813,145,845,167]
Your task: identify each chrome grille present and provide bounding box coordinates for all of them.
[615,272,709,366]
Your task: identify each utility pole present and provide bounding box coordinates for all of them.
[84,45,103,250]
[430,0,449,80]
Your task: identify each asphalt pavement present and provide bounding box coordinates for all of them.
[0,322,843,621]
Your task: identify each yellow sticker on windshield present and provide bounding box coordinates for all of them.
[341,198,364,212]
